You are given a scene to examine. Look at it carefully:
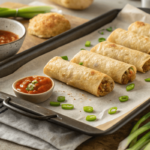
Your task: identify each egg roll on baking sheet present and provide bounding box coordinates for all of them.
[128,21,150,37]
[70,51,136,84]
[107,28,150,54]
[44,56,114,97]
[90,41,150,73]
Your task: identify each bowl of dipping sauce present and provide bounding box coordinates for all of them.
[0,18,26,61]
[12,76,54,103]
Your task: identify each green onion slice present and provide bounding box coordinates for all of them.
[83,106,93,113]
[62,104,74,110]
[145,78,150,82]
[86,115,96,121]
[57,96,65,102]
[61,56,68,60]
[119,96,129,102]
[50,101,60,106]
[98,37,106,42]
[106,27,113,32]
[100,32,104,35]
[108,107,117,114]
[32,80,38,84]
[85,41,91,47]
[126,83,135,91]
[80,48,85,50]
[79,62,83,65]
[26,83,35,91]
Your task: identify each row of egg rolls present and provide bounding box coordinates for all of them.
[44,56,114,97]
[44,21,150,96]
[70,51,136,84]
[91,41,150,73]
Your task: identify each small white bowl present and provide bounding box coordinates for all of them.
[12,76,55,103]
[0,18,26,61]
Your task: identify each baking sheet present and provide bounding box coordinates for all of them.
[1,4,150,128]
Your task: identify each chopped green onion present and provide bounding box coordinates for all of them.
[86,115,96,121]
[79,62,83,65]
[130,67,134,71]
[62,104,74,110]
[106,27,113,32]
[32,80,38,84]
[26,83,35,91]
[98,38,106,42]
[80,48,85,50]
[85,41,91,47]
[129,112,150,148]
[0,6,53,19]
[50,101,60,106]
[119,96,129,102]
[118,122,150,150]
[126,83,135,91]
[108,107,117,114]
[57,96,65,102]
[83,106,93,113]
[61,56,68,60]
[145,78,150,82]
[100,32,104,35]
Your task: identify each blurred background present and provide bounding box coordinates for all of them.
[0,0,141,19]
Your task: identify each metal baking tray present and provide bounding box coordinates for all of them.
[1,8,150,135]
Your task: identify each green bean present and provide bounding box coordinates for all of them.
[119,96,129,102]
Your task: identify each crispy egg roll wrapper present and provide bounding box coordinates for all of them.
[44,56,114,97]
[91,41,150,73]
[107,28,150,54]
[128,21,150,38]
[70,51,136,84]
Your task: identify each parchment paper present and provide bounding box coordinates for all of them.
[1,4,150,128]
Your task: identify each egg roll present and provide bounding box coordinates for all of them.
[44,56,114,97]
[91,41,150,73]
[71,51,136,84]
[128,21,150,38]
[107,28,150,54]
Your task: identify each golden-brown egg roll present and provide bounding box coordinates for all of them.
[44,56,114,97]
[91,41,150,73]
[107,28,150,54]
[71,51,136,84]
[128,21,150,37]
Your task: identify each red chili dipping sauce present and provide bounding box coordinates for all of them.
[15,76,53,94]
[0,30,19,45]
